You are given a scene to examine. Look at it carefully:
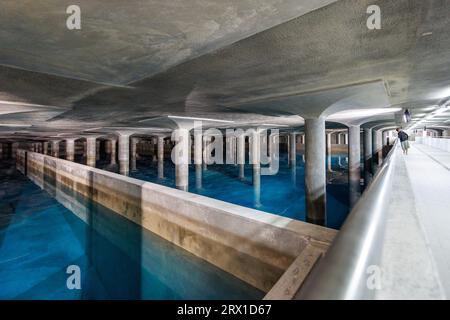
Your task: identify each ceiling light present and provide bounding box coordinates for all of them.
[328,108,401,120]
[261,123,289,127]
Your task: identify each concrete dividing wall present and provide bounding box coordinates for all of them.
[19,150,336,294]
[416,137,450,152]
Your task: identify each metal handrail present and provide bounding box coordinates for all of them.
[296,141,398,300]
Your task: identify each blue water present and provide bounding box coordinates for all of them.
[0,161,263,300]
[95,152,351,229]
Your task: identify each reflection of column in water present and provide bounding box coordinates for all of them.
[327,154,332,172]
[195,164,202,189]
[291,164,297,186]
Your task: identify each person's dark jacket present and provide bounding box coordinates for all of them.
[398,131,409,142]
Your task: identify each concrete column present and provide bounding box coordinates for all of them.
[344,133,349,145]
[226,135,235,165]
[131,137,138,171]
[157,136,164,179]
[0,143,3,159]
[231,135,237,165]
[194,131,202,189]
[305,118,326,225]
[337,133,342,145]
[382,131,388,146]
[237,133,245,179]
[364,128,373,173]
[86,137,96,167]
[51,141,60,158]
[251,130,261,207]
[326,132,332,172]
[96,140,100,160]
[118,134,130,175]
[363,128,373,186]
[203,135,212,169]
[174,129,189,191]
[300,134,305,145]
[326,132,332,154]
[348,125,361,208]
[289,132,296,168]
[43,142,48,155]
[372,130,382,166]
[110,139,117,165]
[11,142,18,159]
[66,139,75,161]
[105,140,112,154]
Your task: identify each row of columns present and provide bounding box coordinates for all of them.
[19,123,391,227]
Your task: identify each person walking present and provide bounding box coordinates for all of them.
[396,128,410,155]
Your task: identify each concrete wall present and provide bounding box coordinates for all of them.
[416,137,450,152]
[18,150,336,293]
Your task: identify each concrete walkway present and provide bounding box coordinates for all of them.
[375,143,445,299]
[402,142,450,298]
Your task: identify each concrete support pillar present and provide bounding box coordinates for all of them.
[118,134,130,175]
[372,130,382,166]
[251,130,261,207]
[203,135,213,169]
[51,141,60,158]
[363,128,373,186]
[194,131,202,188]
[237,133,245,179]
[300,134,305,145]
[382,131,388,146]
[11,142,18,159]
[344,133,349,145]
[225,135,236,165]
[96,140,100,160]
[131,137,138,171]
[66,139,75,161]
[174,129,189,191]
[289,132,297,168]
[326,132,332,154]
[43,142,48,155]
[0,143,3,159]
[326,132,332,172]
[157,136,164,179]
[86,137,97,167]
[305,118,326,225]
[105,140,112,154]
[348,125,361,208]
[337,133,342,145]
[110,139,117,165]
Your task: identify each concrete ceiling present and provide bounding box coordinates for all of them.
[1,0,450,140]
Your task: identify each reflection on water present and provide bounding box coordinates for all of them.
[0,161,263,300]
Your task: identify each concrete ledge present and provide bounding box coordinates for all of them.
[19,150,336,294]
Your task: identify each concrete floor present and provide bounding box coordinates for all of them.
[404,142,450,298]
[377,142,450,299]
